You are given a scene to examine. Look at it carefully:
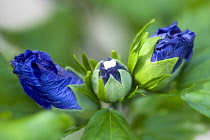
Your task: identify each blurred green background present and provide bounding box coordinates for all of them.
[1,0,210,140]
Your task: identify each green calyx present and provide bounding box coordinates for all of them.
[92,60,132,103]
[127,19,183,91]
[132,37,178,90]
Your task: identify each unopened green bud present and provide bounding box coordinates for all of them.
[92,58,132,102]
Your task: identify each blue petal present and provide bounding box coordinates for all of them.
[99,58,127,84]
[20,79,51,109]
[150,22,196,72]
[37,63,83,109]
[150,22,181,38]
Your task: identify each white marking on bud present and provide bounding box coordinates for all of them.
[103,59,116,70]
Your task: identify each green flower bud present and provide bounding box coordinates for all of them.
[92,58,132,102]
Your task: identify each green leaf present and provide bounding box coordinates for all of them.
[155,83,196,97]
[181,89,210,118]
[178,59,210,89]
[81,109,137,140]
[128,95,207,140]
[0,111,74,140]
[181,81,210,118]
[177,43,210,118]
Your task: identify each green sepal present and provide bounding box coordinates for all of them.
[76,84,100,105]
[111,50,121,61]
[118,97,125,103]
[82,52,92,71]
[97,75,122,102]
[92,68,108,102]
[135,57,178,90]
[73,54,87,74]
[84,71,92,90]
[89,59,98,70]
[128,32,148,74]
[104,70,132,102]
[128,19,156,74]
[131,36,178,90]
[52,84,99,126]
[133,37,161,73]
[73,53,98,75]
[98,78,108,102]
[125,86,139,100]
[143,74,171,90]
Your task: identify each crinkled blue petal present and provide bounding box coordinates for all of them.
[150,22,181,38]
[150,22,196,72]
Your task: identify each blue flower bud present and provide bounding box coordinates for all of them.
[131,21,196,91]
[150,22,196,72]
[10,50,83,110]
[92,58,132,102]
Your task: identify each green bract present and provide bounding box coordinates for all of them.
[92,59,132,102]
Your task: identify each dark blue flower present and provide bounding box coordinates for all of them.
[150,22,196,72]
[99,57,127,84]
[10,50,83,110]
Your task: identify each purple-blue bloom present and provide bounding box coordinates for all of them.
[99,57,127,84]
[150,22,196,72]
[10,50,83,110]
